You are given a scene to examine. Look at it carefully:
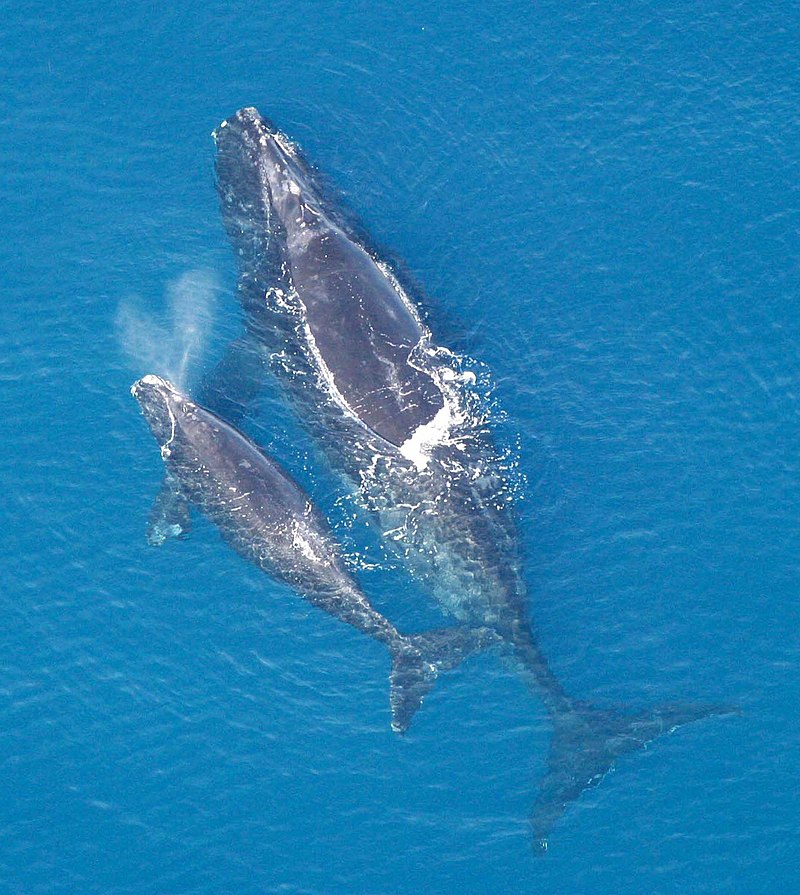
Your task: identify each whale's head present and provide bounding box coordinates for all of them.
[131,374,188,457]
[213,107,276,232]
[214,106,318,239]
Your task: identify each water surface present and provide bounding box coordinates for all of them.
[1,1,799,892]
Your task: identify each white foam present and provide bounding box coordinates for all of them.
[398,396,461,471]
[292,522,321,563]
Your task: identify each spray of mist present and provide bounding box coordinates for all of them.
[116,269,219,391]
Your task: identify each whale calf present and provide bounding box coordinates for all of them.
[149,109,734,847]
[132,374,495,732]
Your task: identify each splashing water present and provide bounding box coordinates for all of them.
[116,269,219,390]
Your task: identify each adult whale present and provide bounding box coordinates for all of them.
[133,374,494,732]
[152,109,732,847]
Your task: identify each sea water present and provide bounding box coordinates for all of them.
[1,1,798,892]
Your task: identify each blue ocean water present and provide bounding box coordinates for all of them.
[2,0,799,891]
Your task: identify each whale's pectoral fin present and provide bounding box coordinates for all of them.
[147,474,192,546]
[389,627,500,733]
[530,701,739,852]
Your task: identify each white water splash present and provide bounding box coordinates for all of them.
[116,269,219,390]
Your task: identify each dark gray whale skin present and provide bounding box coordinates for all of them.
[133,374,494,734]
[214,109,444,448]
[150,109,734,847]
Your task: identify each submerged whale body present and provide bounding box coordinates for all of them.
[133,374,494,733]
[148,108,733,847]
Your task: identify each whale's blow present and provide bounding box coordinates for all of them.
[116,269,219,392]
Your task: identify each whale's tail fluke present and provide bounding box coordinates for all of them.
[388,627,499,734]
[530,701,738,852]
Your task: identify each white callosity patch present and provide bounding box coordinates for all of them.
[132,375,180,460]
[140,373,167,387]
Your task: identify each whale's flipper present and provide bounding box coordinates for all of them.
[389,627,499,734]
[530,702,737,851]
[147,474,192,546]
